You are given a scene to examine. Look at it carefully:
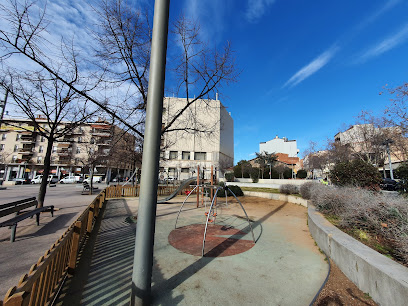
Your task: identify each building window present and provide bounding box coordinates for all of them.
[76,147,81,154]
[181,168,189,173]
[168,167,176,176]
[39,146,44,153]
[52,146,57,153]
[40,136,45,142]
[0,144,4,151]
[37,156,43,163]
[169,151,178,160]
[194,152,206,160]
[182,151,190,160]
[16,134,21,141]
[2,134,6,140]
[78,136,82,143]
[90,137,95,144]
[14,145,18,152]
[74,158,80,164]
[12,155,17,162]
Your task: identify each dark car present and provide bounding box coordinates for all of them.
[380,178,398,191]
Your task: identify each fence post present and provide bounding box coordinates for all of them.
[86,204,95,234]
[4,291,29,306]
[68,221,82,275]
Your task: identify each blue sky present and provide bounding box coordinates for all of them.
[169,0,408,162]
[2,0,408,163]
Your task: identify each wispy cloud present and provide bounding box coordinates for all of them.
[283,46,339,88]
[245,0,276,23]
[183,0,230,43]
[357,24,408,63]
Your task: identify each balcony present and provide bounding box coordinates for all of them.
[20,132,37,143]
[18,147,35,155]
[57,149,73,156]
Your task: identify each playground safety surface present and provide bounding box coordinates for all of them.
[58,195,329,305]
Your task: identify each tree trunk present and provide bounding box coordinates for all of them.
[37,137,54,208]
[89,165,94,195]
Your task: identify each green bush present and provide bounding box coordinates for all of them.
[395,162,408,179]
[297,169,307,179]
[250,167,259,183]
[329,159,382,189]
[224,172,235,182]
[217,185,244,197]
[283,167,292,179]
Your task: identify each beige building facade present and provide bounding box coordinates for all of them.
[160,97,234,181]
[0,117,136,182]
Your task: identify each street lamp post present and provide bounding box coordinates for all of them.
[383,139,394,180]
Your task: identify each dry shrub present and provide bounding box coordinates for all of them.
[299,182,319,200]
[311,186,408,264]
[280,184,299,195]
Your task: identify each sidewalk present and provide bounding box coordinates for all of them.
[59,195,328,305]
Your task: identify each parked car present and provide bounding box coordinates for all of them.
[380,178,398,191]
[84,176,102,184]
[13,178,31,185]
[165,177,176,183]
[31,175,58,184]
[59,176,82,184]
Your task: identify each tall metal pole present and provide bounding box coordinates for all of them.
[130,1,170,305]
[387,144,394,180]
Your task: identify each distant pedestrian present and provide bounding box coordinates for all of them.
[321,177,329,185]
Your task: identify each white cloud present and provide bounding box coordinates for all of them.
[357,24,408,63]
[245,0,276,23]
[283,46,339,88]
[183,0,230,44]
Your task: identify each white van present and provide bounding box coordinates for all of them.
[84,176,102,184]
[59,176,81,184]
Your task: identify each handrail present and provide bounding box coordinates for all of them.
[1,189,107,306]
[104,184,196,199]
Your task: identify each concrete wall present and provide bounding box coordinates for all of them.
[308,205,408,305]
[226,179,308,189]
[243,191,308,207]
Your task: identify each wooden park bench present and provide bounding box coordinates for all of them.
[82,181,99,195]
[0,197,54,242]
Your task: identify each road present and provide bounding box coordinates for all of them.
[0,182,107,300]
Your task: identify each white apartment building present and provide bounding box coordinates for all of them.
[160,97,234,181]
[260,135,299,157]
[0,117,136,182]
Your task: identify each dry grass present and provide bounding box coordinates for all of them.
[310,184,408,266]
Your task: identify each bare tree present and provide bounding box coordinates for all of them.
[0,69,97,207]
[0,0,238,146]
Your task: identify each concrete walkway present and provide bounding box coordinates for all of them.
[60,195,328,305]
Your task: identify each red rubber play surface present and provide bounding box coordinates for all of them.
[168,224,255,257]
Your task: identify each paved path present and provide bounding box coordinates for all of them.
[60,195,328,305]
[0,183,106,299]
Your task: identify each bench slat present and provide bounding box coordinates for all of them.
[0,201,38,218]
[0,206,53,227]
[0,197,36,210]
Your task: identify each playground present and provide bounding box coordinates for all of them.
[58,192,329,305]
